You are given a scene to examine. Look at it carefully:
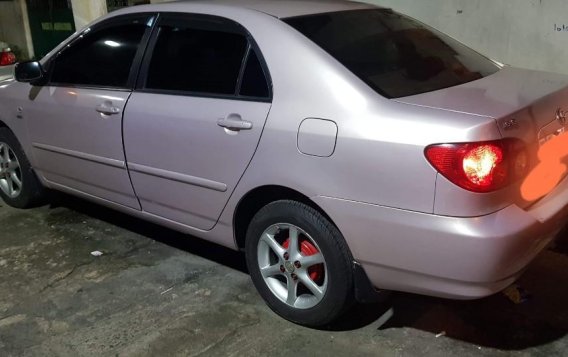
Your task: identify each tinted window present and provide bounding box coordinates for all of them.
[239,49,270,98]
[285,10,499,99]
[51,17,149,87]
[146,25,247,95]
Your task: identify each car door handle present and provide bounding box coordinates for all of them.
[96,102,121,115]
[217,116,253,131]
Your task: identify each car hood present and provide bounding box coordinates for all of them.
[393,66,568,119]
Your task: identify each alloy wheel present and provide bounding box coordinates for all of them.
[0,142,22,198]
[257,223,328,309]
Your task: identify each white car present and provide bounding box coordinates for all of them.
[2,0,568,327]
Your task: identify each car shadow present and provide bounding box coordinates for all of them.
[376,291,567,350]
[46,192,568,350]
[330,231,568,350]
[46,192,248,274]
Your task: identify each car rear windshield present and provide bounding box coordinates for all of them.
[284,9,500,99]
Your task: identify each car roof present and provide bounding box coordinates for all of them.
[135,0,377,19]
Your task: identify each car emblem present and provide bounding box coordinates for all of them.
[284,261,295,273]
[502,118,519,131]
[556,108,567,125]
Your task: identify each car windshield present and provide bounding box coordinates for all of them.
[284,9,500,99]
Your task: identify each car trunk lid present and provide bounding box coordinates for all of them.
[397,66,568,208]
[394,66,568,121]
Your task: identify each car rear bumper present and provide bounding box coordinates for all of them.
[313,178,568,299]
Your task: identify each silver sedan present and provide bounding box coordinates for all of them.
[1,0,567,327]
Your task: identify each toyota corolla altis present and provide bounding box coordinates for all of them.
[1,0,567,326]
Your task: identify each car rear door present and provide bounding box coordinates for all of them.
[25,13,156,209]
[123,13,272,230]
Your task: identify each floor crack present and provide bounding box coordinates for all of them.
[0,313,16,322]
[38,260,94,294]
[188,319,261,357]
[110,241,154,259]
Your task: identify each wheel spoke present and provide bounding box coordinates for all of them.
[0,178,8,195]
[5,174,13,196]
[261,233,285,257]
[260,263,282,278]
[288,226,299,256]
[299,272,324,301]
[10,172,21,189]
[300,252,324,267]
[286,277,298,306]
[7,161,19,171]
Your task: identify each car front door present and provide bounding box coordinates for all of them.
[123,14,272,230]
[25,14,156,209]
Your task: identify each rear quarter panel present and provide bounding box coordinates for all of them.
[214,16,503,233]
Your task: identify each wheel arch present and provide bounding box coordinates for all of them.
[0,118,17,138]
[233,185,337,250]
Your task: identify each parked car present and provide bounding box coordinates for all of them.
[1,0,567,327]
[0,41,16,66]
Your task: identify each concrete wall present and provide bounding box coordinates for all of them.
[147,0,568,75]
[0,0,34,59]
[71,0,161,30]
[367,0,568,75]
[70,0,108,30]
[4,0,566,75]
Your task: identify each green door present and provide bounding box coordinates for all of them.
[26,0,76,59]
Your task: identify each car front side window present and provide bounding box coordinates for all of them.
[49,15,153,89]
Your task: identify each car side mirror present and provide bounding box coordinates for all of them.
[15,61,44,83]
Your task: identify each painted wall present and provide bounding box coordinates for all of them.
[367,0,568,75]
[0,0,34,59]
[71,0,161,30]
[4,0,566,75]
[70,0,108,30]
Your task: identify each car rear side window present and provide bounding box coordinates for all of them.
[145,24,247,95]
[239,49,270,98]
[50,16,150,88]
[284,10,500,99]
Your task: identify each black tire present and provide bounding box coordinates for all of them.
[0,128,45,208]
[245,200,354,327]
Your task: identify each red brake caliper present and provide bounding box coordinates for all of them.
[283,238,324,282]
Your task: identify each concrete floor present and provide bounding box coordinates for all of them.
[1,194,568,356]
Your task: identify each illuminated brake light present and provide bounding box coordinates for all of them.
[462,144,503,187]
[425,140,527,193]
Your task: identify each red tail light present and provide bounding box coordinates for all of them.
[425,139,528,193]
[0,51,16,66]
